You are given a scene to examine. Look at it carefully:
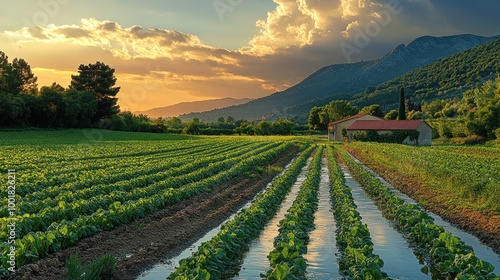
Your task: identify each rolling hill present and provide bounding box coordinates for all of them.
[136,98,252,118]
[351,38,500,109]
[182,34,499,122]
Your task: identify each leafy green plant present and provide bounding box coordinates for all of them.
[325,146,387,279]
[168,145,315,279]
[0,140,294,271]
[337,146,497,279]
[264,145,323,279]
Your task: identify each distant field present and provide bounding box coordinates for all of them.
[344,142,500,213]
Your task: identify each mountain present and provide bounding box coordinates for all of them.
[351,37,500,108]
[183,34,500,122]
[136,98,252,118]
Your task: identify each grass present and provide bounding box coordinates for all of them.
[65,253,116,280]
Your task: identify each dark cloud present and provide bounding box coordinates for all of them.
[58,27,91,39]
[430,0,500,36]
[28,26,48,40]
[102,21,118,32]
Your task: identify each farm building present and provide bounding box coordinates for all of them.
[346,120,433,146]
[327,114,383,141]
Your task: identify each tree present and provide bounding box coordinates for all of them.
[325,100,359,122]
[271,118,295,135]
[254,121,272,135]
[0,93,28,126]
[360,104,384,117]
[35,86,66,127]
[384,110,398,120]
[308,106,323,130]
[70,61,120,121]
[0,51,20,94]
[61,89,97,128]
[166,117,183,129]
[45,82,65,93]
[152,117,166,133]
[12,58,37,94]
[0,53,38,95]
[183,121,200,135]
[398,87,406,120]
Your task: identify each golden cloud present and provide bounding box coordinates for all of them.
[242,0,388,55]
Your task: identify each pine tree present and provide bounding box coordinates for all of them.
[70,61,120,121]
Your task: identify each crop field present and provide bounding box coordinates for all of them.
[343,142,500,253]
[0,131,498,279]
[344,142,500,212]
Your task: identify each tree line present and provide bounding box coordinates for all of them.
[104,115,302,136]
[0,51,119,128]
[0,51,303,135]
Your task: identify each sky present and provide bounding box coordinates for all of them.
[1,0,499,112]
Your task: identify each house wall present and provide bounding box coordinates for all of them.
[417,123,433,146]
[329,115,382,141]
[348,124,433,146]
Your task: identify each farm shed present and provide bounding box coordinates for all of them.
[346,120,433,146]
[328,114,383,141]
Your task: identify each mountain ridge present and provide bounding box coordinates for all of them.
[181,34,500,122]
[136,97,252,118]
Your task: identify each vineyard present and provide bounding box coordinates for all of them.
[0,131,498,279]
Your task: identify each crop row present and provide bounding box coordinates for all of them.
[0,142,292,270]
[1,139,206,171]
[18,141,226,188]
[1,141,264,215]
[2,141,248,198]
[167,145,315,279]
[325,146,387,279]
[337,147,498,279]
[264,145,323,279]
[0,142,280,241]
[344,142,499,212]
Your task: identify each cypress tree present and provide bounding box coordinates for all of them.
[398,87,406,120]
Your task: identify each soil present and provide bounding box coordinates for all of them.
[343,146,500,254]
[4,146,299,280]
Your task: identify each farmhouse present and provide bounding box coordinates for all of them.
[347,120,433,146]
[327,113,383,141]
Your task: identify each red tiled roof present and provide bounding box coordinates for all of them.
[347,120,427,131]
[328,113,368,126]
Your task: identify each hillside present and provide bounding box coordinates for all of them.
[351,38,500,109]
[183,34,499,122]
[136,98,252,118]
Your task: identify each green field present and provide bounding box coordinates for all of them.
[0,130,300,272]
[0,130,497,279]
[344,142,500,213]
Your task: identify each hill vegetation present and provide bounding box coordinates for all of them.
[353,38,500,109]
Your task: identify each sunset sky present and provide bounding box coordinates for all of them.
[1,0,499,112]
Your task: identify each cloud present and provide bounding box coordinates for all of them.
[27,26,48,40]
[58,27,91,38]
[2,0,499,112]
[241,0,389,56]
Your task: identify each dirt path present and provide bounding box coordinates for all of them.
[344,146,500,254]
[5,147,299,280]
